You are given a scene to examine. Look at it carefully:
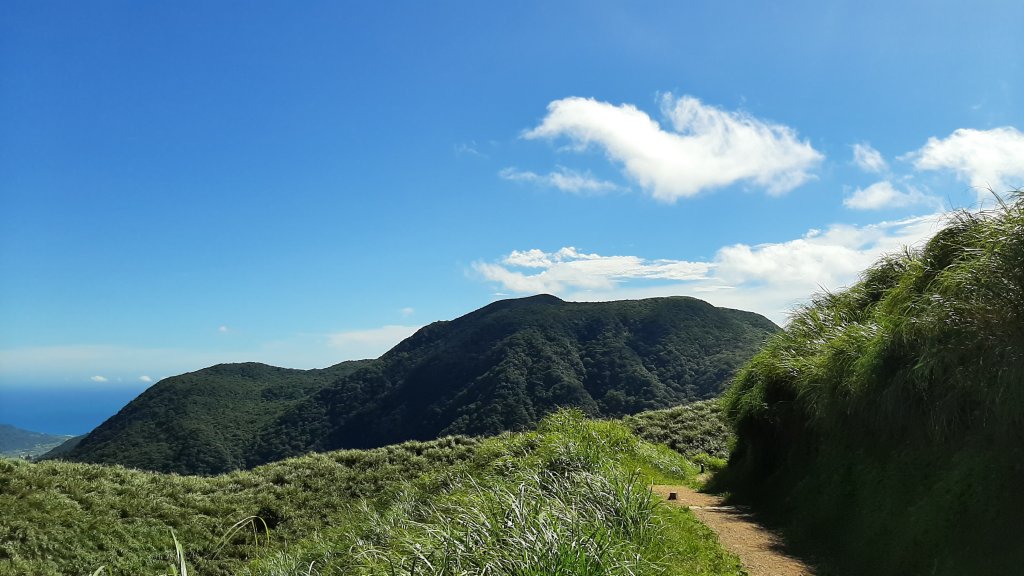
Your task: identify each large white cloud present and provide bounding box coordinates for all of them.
[910,127,1024,196]
[473,247,711,294]
[523,94,823,202]
[474,215,942,324]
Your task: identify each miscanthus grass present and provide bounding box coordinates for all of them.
[246,411,743,576]
[3,411,743,576]
[722,191,1024,575]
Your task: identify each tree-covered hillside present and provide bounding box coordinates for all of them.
[64,295,776,475]
[250,295,776,467]
[61,360,371,474]
[722,196,1024,576]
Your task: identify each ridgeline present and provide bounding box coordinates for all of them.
[60,295,776,475]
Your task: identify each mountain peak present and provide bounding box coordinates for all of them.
[62,296,778,474]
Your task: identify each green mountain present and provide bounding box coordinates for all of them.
[721,198,1024,576]
[62,360,371,474]
[0,424,72,459]
[64,295,777,474]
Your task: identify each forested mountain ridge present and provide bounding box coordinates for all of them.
[64,295,777,474]
[252,295,777,465]
[62,360,372,474]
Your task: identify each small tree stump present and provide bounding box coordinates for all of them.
[667,492,677,500]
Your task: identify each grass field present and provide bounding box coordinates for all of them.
[0,410,743,576]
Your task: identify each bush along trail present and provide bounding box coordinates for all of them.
[721,194,1024,576]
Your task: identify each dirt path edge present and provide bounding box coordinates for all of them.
[652,485,816,576]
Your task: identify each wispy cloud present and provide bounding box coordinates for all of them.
[499,166,619,194]
[218,325,230,333]
[844,180,936,210]
[327,325,422,358]
[523,94,823,201]
[909,126,1024,198]
[474,247,711,294]
[474,215,942,323]
[0,324,423,386]
[852,143,888,173]
[454,141,487,158]
[400,307,415,317]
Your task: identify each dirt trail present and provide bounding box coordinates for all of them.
[652,485,815,576]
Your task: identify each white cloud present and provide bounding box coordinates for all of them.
[475,215,942,324]
[523,94,823,201]
[910,126,1024,197]
[90,375,108,382]
[499,166,619,194]
[139,375,152,383]
[327,325,422,358]
[218,325,229,333]
[844,180,935,210]
[474,247,711,294]
[852,143,888,173]
[400,307,415,317]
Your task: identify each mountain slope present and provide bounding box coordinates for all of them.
[36,435,84,460]
[0,424,72,458]
[65,295,777,474]
[249,295,777,465]
[64,360,371,474]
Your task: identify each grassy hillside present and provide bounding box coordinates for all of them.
[0,424,72,459]
[66,295,777,474]
[624,399,733,460]
[722,197,1024,575]
[1,411,744,576]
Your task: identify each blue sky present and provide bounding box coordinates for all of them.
[2,1,1023,410]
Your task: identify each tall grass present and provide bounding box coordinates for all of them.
[623,399,733,461]
[722,192,1024,575]
[246,411,743,576]
[2,412,743,576]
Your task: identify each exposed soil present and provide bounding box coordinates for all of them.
[652,485,815,576]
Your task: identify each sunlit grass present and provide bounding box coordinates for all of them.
[2,411,742,576]
[723,191,1024,575]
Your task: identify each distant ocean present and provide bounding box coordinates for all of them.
[0,386,147,436]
